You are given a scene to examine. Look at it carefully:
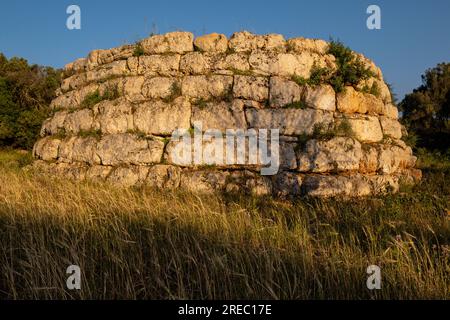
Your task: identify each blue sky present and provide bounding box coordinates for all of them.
[0,0,449,100]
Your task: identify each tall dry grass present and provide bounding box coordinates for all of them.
[0,150,449,299]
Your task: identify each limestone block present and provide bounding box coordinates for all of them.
[96,134,164,166]
[182,75,233,100]
[269,76,303,108]
[191,100,247,131]
[297,137,362,173]
[379,116,402,139]
[233,75,269,102]
[194,33,228,52]
[246,108,333,136]
[141,31,194,54]
[304,84,336,111]
[134,97,191,135]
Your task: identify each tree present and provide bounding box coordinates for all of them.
[400,63,450,131]
[0,53,61,149]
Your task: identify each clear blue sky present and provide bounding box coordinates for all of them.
[0,0,449,100]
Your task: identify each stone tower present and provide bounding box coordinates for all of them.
[33,31,421,197]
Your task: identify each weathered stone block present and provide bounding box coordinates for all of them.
[379,116,402,139]
[339,115,383,143]
[146,165,182,189]
[96,134,164,166]
[304,84,336,111]
[229,31,286,52]
[142,77,178,99]
[182,75,233,100]
[192,100,247,131]
[93,99,134,134]
[297,137,362,173]
[134,97,191,135]
[136,54,181,76]
[269,77,303,108]
[194,33,228,52]
[246,108,333,136]
[180,52,211,74]
[141,31,194,54]
[33,137,61,161]
[233,75,269,102]
[63,109,94,134]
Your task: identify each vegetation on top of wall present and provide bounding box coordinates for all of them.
[360,81,381,98]
[290,40,377,94]
[326,39,376,93]
[291,64,331,88]
[133,42,145,57]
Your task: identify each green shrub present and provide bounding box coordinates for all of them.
[283,101,306,109]
[360,81,381,98]
[133,43,145,57]
[162,82,182,103]
[327,40,376,92]
[81,90,103,108]
[308,64,332,86]
[291,64,333,88]
[194,98,208,109]
[79,129,102,140]
[291,74,309,86]
[333,119,354,137]
[81,86,120,109]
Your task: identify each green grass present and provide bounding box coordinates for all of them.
[80,86,120,109]
[0,149,448,299]
[282,101,306,109]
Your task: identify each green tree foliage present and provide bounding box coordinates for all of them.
[0,53,61,149]
[400,63,450,131]
[400,63,450,151]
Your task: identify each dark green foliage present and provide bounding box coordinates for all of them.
[133,43,145,57]
[162,82,182,103]
[291,74,308,86]
[81,86,120,109]
[78,129,102,140]
[360,81,381,98]
[312,122,335,140]
[193,98,208,109]
[0,53,61,149]
[308,64,332,86]
[311,119,354,141]
[400,63,450,152]
[283,101,306,109]
[327,40,376,92]
[228,68,254,76]
[291,64,332,87]
[333,119,354,137]
[400,63,449,131]
[80,90,103,109]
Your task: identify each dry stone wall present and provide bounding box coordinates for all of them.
[33,31,421,197]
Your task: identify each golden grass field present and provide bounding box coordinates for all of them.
[0,149,448,299]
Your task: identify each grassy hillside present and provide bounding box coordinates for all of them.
[0,149,448,299]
